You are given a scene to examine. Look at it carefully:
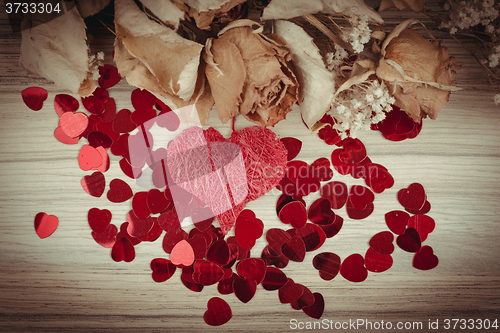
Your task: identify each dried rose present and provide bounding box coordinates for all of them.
[203,20,299,127]
[376,23,461,121]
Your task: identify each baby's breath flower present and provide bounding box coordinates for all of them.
[494,94,500,105]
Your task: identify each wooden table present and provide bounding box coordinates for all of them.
[0,3,499,332]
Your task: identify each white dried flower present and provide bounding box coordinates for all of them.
[494,94,500,105]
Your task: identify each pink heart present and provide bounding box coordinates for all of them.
[34,212,58,238]
[78,145,103,171]
[340,253,368,282]
[170,240,195,266]
[54,126,80,145]
[22,87,47,111]
[413,245,438,270]
[59,112,88,138]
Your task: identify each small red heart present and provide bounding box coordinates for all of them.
[369,231,394,255]
[320,181,348,209]
[118,222,141,245]
[308,198,334,224]
[81,115,100,139]
[236,258,266,284]
[340,253,368,282]
[119,158,142,179]
[407,214,435,242]
[281,137,302,161]
[59,112,88,138]
[91,224,117,248]
[317,214,343,238]
[367,164,394,193]
[348,185,375,211]
[351,157,372,179]
[233,277,257,303]
[266,229,292,256]
[193,260,224,286]
[96,120,120,141]
[346,199,374,220]
[157,207,180,233]
[54,94,79,116]
[82,87,108,115]
[162,229,188,254]
[126,210,154,238]
[278,278,303,304]
[385,210,409,235]
[110,133,130,159]
[170,239,195,266]
[262,267,288,291]
[235,211,264,250]
[296,223,326,252]
[291,285,314,310]
[187,234,208,260]
[87,208,111,233]
[276,194,305,215]
[132,192,150,219]
[78,145,103,171]
[318,124,342,145]
[338,138,367,165]
[113,109,137,133]
[131,88,157,109]
[181,270,204,292]
[204,297,232,326]
[107,179,133,203]
[302,293,325,319]
[286,160,309,183]
[98,65,121,89]
[54,126,80,145]
[150,258,177,282]
[279,201,307,229]
[217,272,238,295]
[364,248,393,272]
[261,246,289,269]
[311,157,333,181]
[398,183,427,211]
[22,87,47,111]
[313,252,341,281]
[147,188,170,214]
[377,108,401,136]
[81,171,105,198]
[94,146,109,173]
[138,220,163,242]
[296,170,321,196]
[88,131,113,150]
[206,240,230,266]
[131,108,156,127]
[111,236,135,262]
[396,228,421,252]
[331,149,352,175]
[34,212,58,238]
[281,236,306,262]
[413,245,438,270]
[406,200,431,215]
[98,97,117,123]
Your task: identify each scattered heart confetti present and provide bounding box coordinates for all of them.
[218,273,239,295]
[22,87,48,111]
[348,185,375,211]
[150,258,177,282]
[170,239,195,266]
[398,183,427,211]
[308,198,334,224]
[204,297,232,326]
[34,212,58,238]
[193,260,224,286]
[91,224,117,248]
[296,223,326,252]
[111,236,135,262]
[113,109,137,133]
[236,258,266,284]
[54,94,79,116]
[206,240,230,266]
[340,254,368,283]
[98,65,121,89]
[279,201,307,228]
[346,199,374,220]
[313,252,341,281]
[127,211,154,238]
[156,110,180,131]
[364,248,393,273]
[54,126,80,145]
[262,267,288,291]
[233,277,258,303]
[281,137,302,161]
[302,293,325,319]
[107,179,133,203]
[82,87,108,115]
[132,191,150,219]
[278,279,303,304]
[407,214,435,242]
[81,171,105,197]
[385,210,409,235]
[369,231,394,255]
[396,228,421,253]
[291,285,315,310]
[338,138,367,165]
[320,181,348,209]
[406,200,431,215]
[311,158,333,182]
[412,245,439,270]
[317,214,343,238]
[88,208,112,233]
[281,236,306,262]
[78,145,103,171]
[59,111,88,138]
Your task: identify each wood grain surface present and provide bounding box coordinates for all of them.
[0,2,499,332]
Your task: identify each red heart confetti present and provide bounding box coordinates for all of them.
[346,199,374,220]
[366,164,394,193]
[156,110,180,131]
[281,137,302,161]
[369,231,394,255]
[237,258,266,284]
[193,260,224,286]
[91,224,117,248]
[398,183,427,211]
[34,212,58,238]
[313,252,341,281]
[396,228,421,252]
[286,160,309,183]
[385,210,409,235]
[217,272,239,295]
[235,210,264,250]
[87,208,112,233]
[348,185,375,211]
[132,191,150,219]
[204,297,232,326]
[88,131,113,150]
[82,87,108,115]
[406,200,431,215]
[291,285,315,310]
[340,253,368,282]
[317,214,343,238]
[278,278,303,304]
[338,138,367,165]
[262,267,288,291]
[54,126,80,145]
[296,169,320,196]
[150,258,176,282]
[22,87,48,111]
[113,109,137,133]
[111,236,135,262]
[407,214,435,242]
[126,211,154,238]
[261,246,289,269]
[412,245,439,270]
[78,145,103,171]
[331,149,352,175]
[187,234,208,260]
[308,198,334,224]
[59,111,88,138]
[107,179,133,203]
[170,239,195,266]
[364,248,393,273]
[296,223,326,252]
[118,222,141,246]
[139,220,163,242]
[94,146,110,173]
[206,240,230,266]
[281,236,306,262]
[162,229,188,254]
[110,133,130,158]
[302,293,325,319]
[320,181,348,209]
[311,157,333,182]
[147,189,171,215]
[233,277,258,303]
[98,65,121,89]
[81,171,105,198]
[279,201,307,229]
[54,94,79,116]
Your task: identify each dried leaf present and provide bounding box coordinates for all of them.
[262,0,383,24]
[183,0,235,12]
[19,7,96,96]
[274,20,334,131]
[77,0,111,18]
[140,0,185,29]
[114,0,203,101]
[186,0,247,30]
[377,28,461,121]
[379,0,426,12]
